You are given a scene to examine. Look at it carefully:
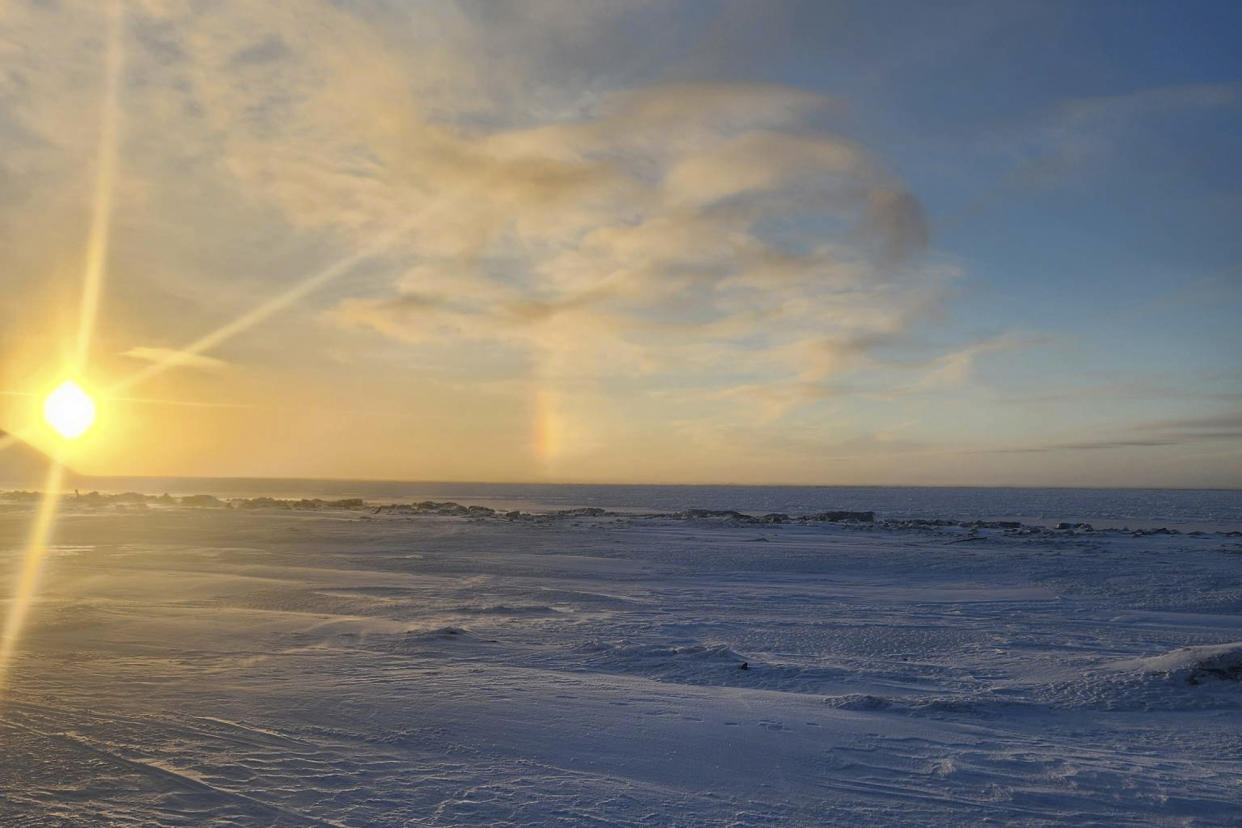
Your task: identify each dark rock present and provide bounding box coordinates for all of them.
[233,497,290,510]
[180,494,227,508]
[112,491,149,504]
[680,509,755,523]
[414,501,470,515]
[808,510,875,523]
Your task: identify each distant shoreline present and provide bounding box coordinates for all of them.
[4,488,1240,536]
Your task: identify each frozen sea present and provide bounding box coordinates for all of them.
[0,485,1240,825]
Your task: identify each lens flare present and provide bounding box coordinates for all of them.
[42,380,96,440]
[0,462,64,694]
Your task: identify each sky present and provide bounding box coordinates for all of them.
[0,0,1239,487]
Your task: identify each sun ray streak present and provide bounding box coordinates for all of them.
[110,396,259,409]
[73,0,125,374]
[1,3,121,700]
[104,165,496,396]
[110,219,420,395]
[0,461,65,697]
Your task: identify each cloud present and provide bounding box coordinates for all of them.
[241,52,942,407]
[909,335,1033,392]
[982,438,1180,455]
[1012,82,1242,187]
[948,81,1242,226]
[0,0,995,477]
[1057,83,1242,127]
[1,1,950,401]
[122,346,229,372]
[864,189,928,263]
[1132,412,1242,434]
[981,409,1242,455]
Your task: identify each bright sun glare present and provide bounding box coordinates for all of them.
[43,379,97,440]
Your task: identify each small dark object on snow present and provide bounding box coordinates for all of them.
[739,662,749,670]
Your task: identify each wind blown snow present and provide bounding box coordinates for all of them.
[1,500,1240,825]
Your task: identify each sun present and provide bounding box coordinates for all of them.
[43,379,97,440]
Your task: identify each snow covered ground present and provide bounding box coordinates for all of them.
[1,502,1240,825]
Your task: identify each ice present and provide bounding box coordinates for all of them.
[1115,642,1242,685]
[1,502,1240,825]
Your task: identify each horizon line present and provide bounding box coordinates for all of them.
[24,472,1242,494]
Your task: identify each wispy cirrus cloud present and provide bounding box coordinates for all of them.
[10,0,1146,483]
[1130,412,1242,440]
[3,1,945,386]
[953,81,1242,223]
[301,71,950,406]
[980,410,1242,455]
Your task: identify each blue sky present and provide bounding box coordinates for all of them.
[0,0,1238,486]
